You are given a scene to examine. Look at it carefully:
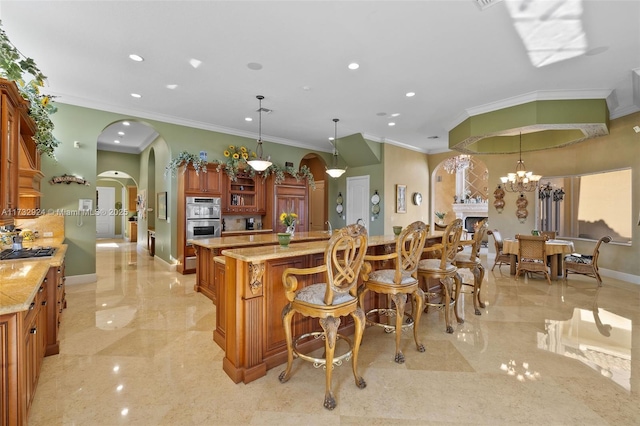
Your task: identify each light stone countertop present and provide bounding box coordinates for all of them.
[0,244,67,315]
[189,231,332,249]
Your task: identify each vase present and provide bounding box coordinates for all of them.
[286,221,295,237]
[277,233,291,247]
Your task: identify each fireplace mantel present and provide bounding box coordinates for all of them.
[452,202,488,221]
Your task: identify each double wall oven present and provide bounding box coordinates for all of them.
[186,197,221,240]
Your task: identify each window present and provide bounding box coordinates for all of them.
[538,169,631,244]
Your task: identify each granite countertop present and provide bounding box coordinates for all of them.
[0,244,67,315]
[189,231,332,249]
[221,229,274,235]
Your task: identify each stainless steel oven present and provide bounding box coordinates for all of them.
[186,219,221,240]
[186,196,221,220]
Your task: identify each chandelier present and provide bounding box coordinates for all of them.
[246,95,272,172]
[443,154,472,174]
[326,118,346,178]
[500,132,541,193]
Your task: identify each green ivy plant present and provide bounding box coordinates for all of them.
[0,20,60,158]
[165,149,316,190]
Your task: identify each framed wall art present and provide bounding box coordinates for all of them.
[157,192,167,220]
[396,184,407,213]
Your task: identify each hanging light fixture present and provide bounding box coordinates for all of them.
[326,118,346,178]
[500,132,541,193]
[246,95,272,172]
[442,154,473,174]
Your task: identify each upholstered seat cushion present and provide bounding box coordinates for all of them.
[418,258,456,273]
[295,283,355,305]
[453,253,480,263]
[564,254,593,264]
[521,258,545,263]
[367,269,417,285]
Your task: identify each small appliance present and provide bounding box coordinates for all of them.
[245,218,255,230]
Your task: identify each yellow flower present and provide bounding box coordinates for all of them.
[242,152,248,160]
[229,145,235,150]
[280,212,298,227]
[251,152,257,158]
[233,153,240,159]
[41,96,50,107]
[241,146,247,152]
[224,150,230,157]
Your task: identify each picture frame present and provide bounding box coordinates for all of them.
[157,191,167,220]
[396,184,407,213]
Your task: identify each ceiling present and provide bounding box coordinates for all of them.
[1,0,639,155]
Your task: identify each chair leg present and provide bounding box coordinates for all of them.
[278,304,296,384]
[390,293,407,363]
[319,316,340,410]
[412,288,426,353]
[595,269,603,286]
[350,307,367,390]
[440,277,453,334]
[453,273,464,325]
[473,264,486,313]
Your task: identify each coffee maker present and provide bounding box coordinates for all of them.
[245,217,255,230]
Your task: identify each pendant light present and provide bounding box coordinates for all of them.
[246,95,272,172]
[326,118,346,178]
[500,132,541,193]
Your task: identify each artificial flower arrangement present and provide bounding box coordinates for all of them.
[280,211,298,227]
[0,20,60,158]
[165,151,208,176]
[435,211,447,221]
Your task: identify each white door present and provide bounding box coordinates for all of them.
[96,186,115,238]
[309,180,326,231]
[346,175,370,230]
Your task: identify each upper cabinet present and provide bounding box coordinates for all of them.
[222,169,266,215]
[0,79,39,226]
[183,164,222,195]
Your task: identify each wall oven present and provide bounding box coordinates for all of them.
[186,197,221,240]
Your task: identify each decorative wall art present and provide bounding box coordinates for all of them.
[516,193,528,223]
[157,192,167,220]
[396,184,407,214]
[493,184,505,213]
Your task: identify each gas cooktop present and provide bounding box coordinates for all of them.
[0,247,57,260]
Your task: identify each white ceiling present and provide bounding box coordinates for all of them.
[1,0,639,155]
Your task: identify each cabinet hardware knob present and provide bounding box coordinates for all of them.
[29,302,35,310]
[42,301,47,306]
[30,327,37,334]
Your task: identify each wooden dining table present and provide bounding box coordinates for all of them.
[502,238,575,281]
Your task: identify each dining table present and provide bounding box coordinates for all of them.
[502,238,575,281]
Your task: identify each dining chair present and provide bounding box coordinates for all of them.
[358,221,428,363]
[515,234,551,285]
[453,219,488,315]
[279,223,368,410]
[564,235,611,286]
[487,229,512,271]
[418,218,464,333]
[541,230,557,239]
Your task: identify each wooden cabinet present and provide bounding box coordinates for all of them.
[271,178,308,234]
[45,261,66,357]
[184,164,222,195]
[0,256,66,424]
[213,256,226,348]
[222,169,266,214]
[127,221,138,243]
[194,245,216,302]
[1,78,39,226]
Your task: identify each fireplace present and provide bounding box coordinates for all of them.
[452,202,488,243]
[465,216,485,232]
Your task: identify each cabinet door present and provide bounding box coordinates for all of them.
[1,95,18,225]
[185,167,203,193]
[274,186,308,233]
[203,166,222,195]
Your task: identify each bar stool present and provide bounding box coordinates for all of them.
[453,219,488,315]
[418,219,464,333]
[358,221,428,363]
[279,224,368,410]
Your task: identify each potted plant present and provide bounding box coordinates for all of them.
[435,211,447,225]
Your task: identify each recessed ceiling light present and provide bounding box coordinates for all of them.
[388,122,396,126]
[129,54,144,62]
[428,135,439,139]
[130,93,141,98]
[122,122,130,126]
[405,92,416,97]
[114,140,120,144]
[247,62,263,70]
[189,58,202,69]
[118,131,125,136]
[329,137,335,141]
[245,117,252,122]
[166,84,178,90]
[391,113,400,117]
[348,62,360,70]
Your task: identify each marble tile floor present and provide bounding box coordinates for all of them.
[28,240,640,425]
